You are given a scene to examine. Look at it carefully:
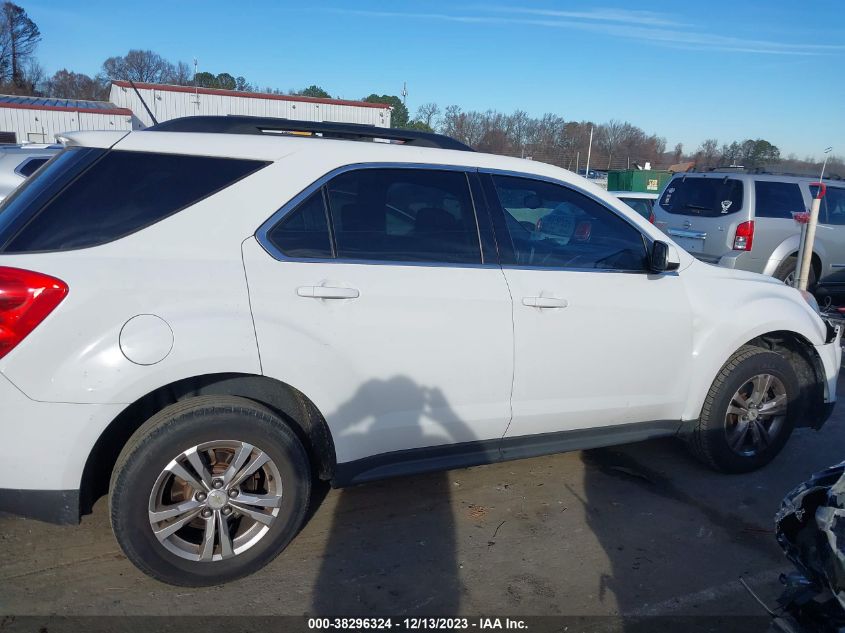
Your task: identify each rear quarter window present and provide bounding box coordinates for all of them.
[755,181,805,219]
[0,149,268,252]
[659,177,743,217]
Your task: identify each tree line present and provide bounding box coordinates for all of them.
[0,2,840,177]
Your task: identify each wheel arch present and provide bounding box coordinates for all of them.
[762,234,825,279]
[685,329,826,429]
[79,373,336,516]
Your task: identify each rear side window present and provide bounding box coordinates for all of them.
[0,149,267,252]
[659,177,743,217]
[821,187,845,225]
[266,190,333,258]
[325,168,481,264]
[755,181,805,219]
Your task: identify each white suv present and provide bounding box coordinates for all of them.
[0,117,840,586]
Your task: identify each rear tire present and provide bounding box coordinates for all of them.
[688,345,799,473]
[774,255,816,290]
[110,395,311,586]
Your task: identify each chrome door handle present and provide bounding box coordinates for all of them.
[297,286,360,299]
[522,297,568,308]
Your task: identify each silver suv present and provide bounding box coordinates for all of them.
[652,172,845,297]
[0,143,61,202]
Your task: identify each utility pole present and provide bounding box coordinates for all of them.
[796,147,833,291]
[584,126,593,177]
[401,82,407,106]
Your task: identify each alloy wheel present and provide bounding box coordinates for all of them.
[724,373,787,457]
[148,440,283,562]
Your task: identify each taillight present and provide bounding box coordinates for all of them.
[648,211,655,224]
[0,267,68,359]
[733,220,754,251]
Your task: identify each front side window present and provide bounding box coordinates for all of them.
[0,149,268,252]
[755,181,805,219]
[659,177,743,217]
[492,175,648,271]
[325,168,481,264]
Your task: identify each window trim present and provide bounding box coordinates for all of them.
[478,168,654,274]
[256,162,494,269]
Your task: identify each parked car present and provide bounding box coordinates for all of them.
[610,190,658,221]
[577,168,598,179]
[651,172,845,298]
[0,118,840,586]
[0,143,61,201]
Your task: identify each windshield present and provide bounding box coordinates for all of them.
[659,177,743,217]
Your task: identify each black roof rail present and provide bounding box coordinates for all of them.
[146,116,473,152]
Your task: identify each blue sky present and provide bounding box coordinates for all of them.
[25,1,845,159]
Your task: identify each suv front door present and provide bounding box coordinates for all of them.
[243,166,514,468]
[482,173,693,444]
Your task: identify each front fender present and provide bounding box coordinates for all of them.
[683,288,827,421]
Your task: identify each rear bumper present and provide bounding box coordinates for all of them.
[716,251,766,274]
[0,372,124,523]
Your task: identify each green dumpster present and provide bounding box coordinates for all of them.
[607,169,672,194]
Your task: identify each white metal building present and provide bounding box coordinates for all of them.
[0,95,136,143]
[109,81,392,128]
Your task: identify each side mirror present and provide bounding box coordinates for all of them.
[649,240,679,273]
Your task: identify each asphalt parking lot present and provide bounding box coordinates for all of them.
[1,376,843,621]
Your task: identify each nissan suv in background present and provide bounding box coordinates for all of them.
[652,172,845,298]
[0,118,840,586]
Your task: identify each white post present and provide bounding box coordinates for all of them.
[585,126,593,177]
[797,197,821,291]
[796,147,832,291]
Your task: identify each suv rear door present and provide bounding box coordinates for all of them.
[654,175,747,263]
[243,165,514,467]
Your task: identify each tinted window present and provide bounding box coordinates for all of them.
[492,175,648,270]
[16,157,49,178]
[266,190,332,258]
[0,150,267,252]
[659,177,743,216]
[325,169,481,264]
[823,187,845,225]
[617,197,653,220]
[755,181,805,219]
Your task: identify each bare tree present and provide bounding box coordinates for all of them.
[596,120,627,169]
[44,69,108,100]
[171,61,192,86]
[0,2,41,91]
[695,138,719,169]
[101,49,177,84]
[416,102,440,128]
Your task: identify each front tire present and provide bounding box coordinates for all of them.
[688,345,799,473]
[110,395,311,586]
